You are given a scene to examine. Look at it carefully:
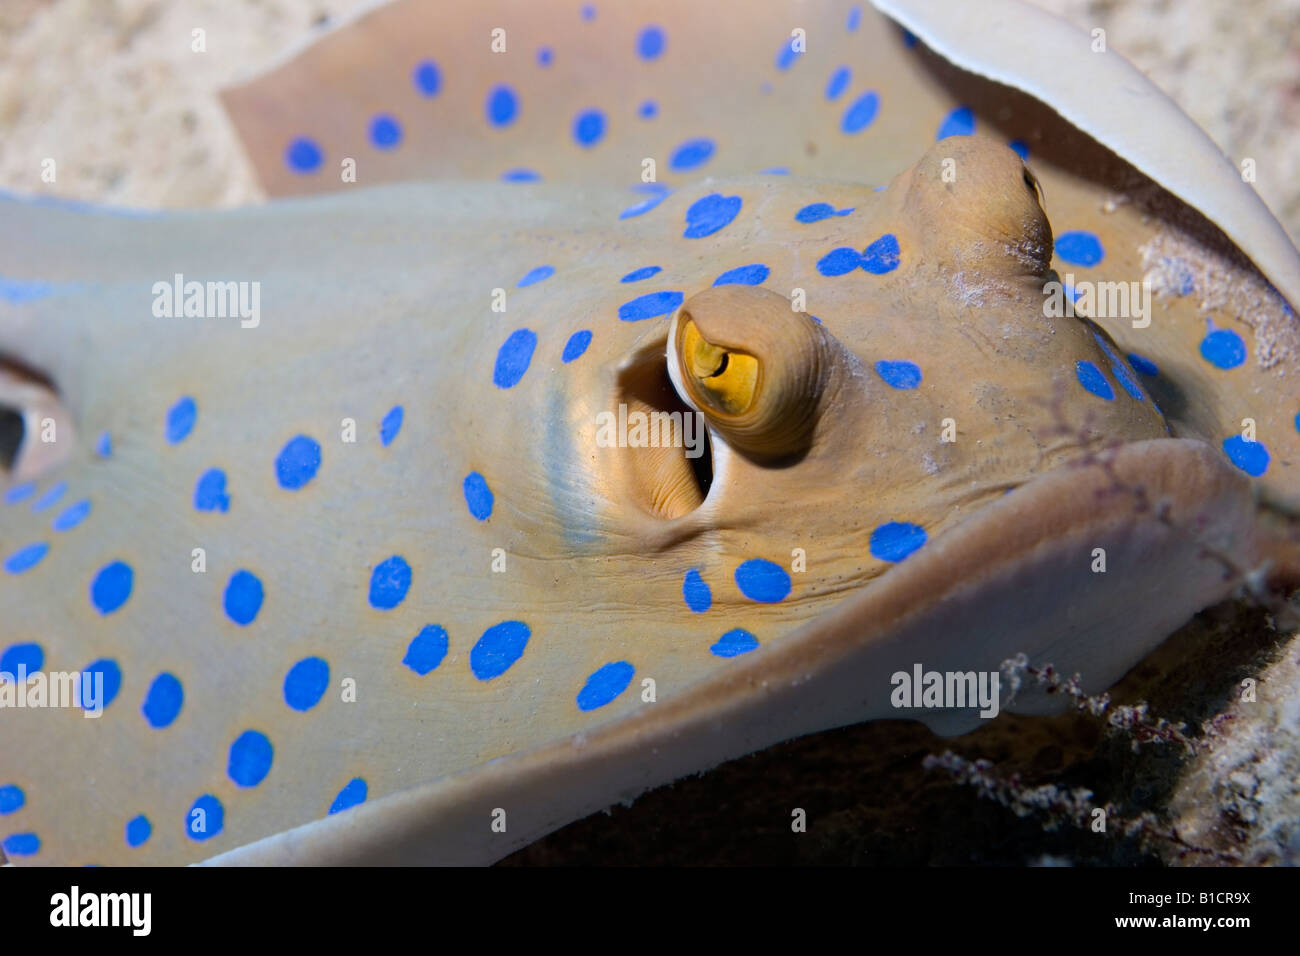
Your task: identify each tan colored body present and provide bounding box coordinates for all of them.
[0,0,1294,865]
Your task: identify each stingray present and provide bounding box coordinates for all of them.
[0,0,1297,866]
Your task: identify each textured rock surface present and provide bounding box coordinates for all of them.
[1167,626,1300,865]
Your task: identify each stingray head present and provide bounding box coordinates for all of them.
[602,137,1167,598]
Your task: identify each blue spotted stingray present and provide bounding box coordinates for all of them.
[0,0,1297,865]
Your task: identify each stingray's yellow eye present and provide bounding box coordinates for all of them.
[670,286,831,462]
[680,319,759,416]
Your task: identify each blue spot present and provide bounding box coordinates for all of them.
[4,483,34,505]
[683,193,742,239]
[670,138,715,172]
[2,833,38,856]
[486,85,518,126]
[639,100,658,119]
[125,815,151,848]
[0,785,24,814]
[711,629,759,658]
[470,621,531,681]
[329,778,368,814]
[95,431,112,457]
[861,233,901,274]
[1223,436,1269,477]
[903,29,918,48]
[368,555,412,610]
[403,625,449,676]
[31,481,65,513]
[502,168,541,182]
[761,166,789,175]
[847,6,861,31]
[734,559,791,603]
[285,137,322,173]
[1091,333,1144,401]
[518,265,555,288]
[621,265,661,282]
[52,498,91,532]
[1056,231,1105,267]
[1075,360,1115,400]
[464,472,494,520]
[3,542,48,575]
[228,730,274,787]
[576,661,635,711]
[714,264,770,286]
[869,522,927,562]
[619,189,670,219]
[165,396,197,444]
[194,468,230,512]
[638,25,665,60]
[581,4,596,19]
[1200,327,1246,369]
[841,90,880,134]
[1129,352,1159,376]
[275,435,322,490]
[875,360,922,389]
[284,657,329,711]
[776,38,801,71]
[0,275,53,304]
[797,203,834,224]
[936,105,975,139]
[218,571,263,628]
[380,405,403,446]
[1008,139,1030,160]
[682,569,711,612]
[369,113,402,149]
[0,642,42,680]
[186,794,223,841]
[90,560,132,615]
[562,330,592,363]
[1109,361,1144,401]
[618,290,684,321]
[79,658,121,710]
[493,329,537,388]
[573,109,606,147]
[142,672,183,729]
[413,59,440,96]
[826,66,851,100]
[817,247,861,277]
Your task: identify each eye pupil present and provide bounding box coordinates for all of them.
[0,406,22,472]
[676,317,759,416]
